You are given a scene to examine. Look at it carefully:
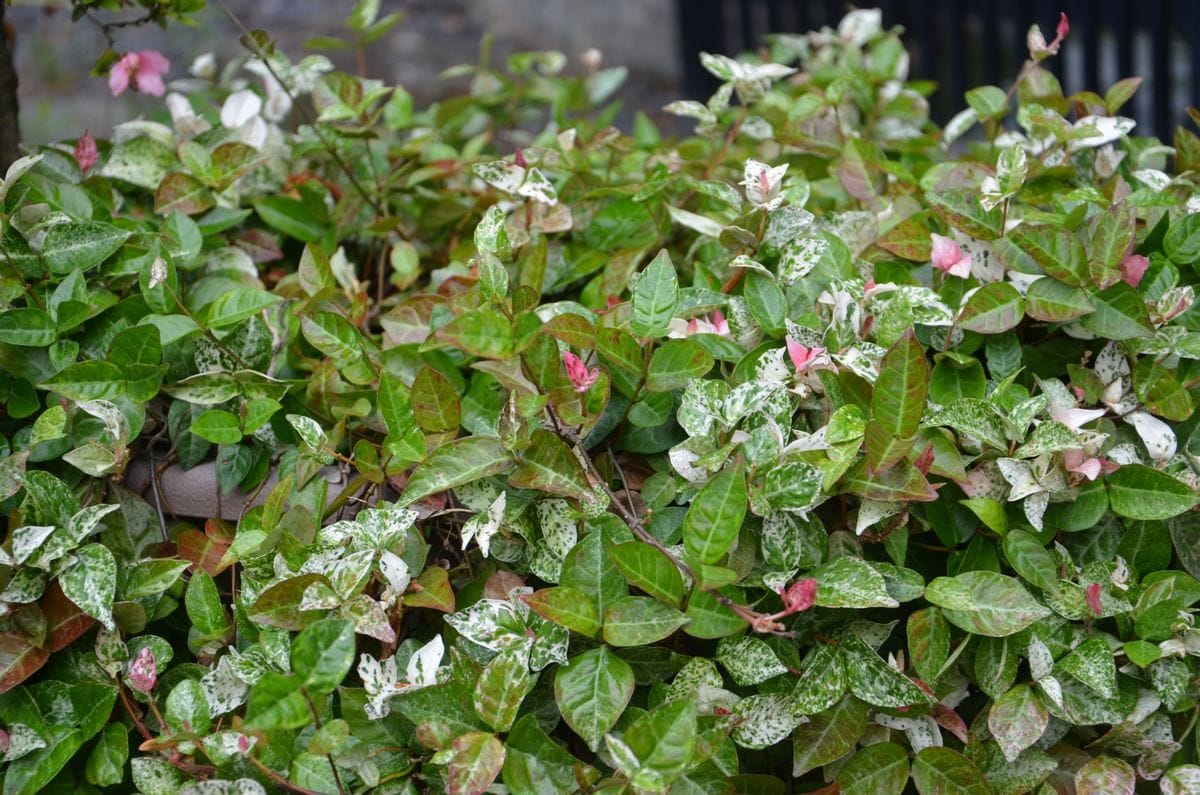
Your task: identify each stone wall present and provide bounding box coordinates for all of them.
[7,0,682,144]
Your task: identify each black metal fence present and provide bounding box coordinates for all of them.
[677,0,1200,139]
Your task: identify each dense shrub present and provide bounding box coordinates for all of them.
[1,5,1200,793]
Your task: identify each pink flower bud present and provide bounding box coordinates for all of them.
[1085,583,1103,616]
[128,646,158,693]
[562,351,599,394]
[74,130,98,175]
[1055,13,1070,43]
[930,233,972,278]
[514,148,527,169]
[1120,254,1149,287]
[780,578,818,614]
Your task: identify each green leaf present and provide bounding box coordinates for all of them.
[792,695,868,776]
[560,517,630,616]
[59,543,116,630]
[437,309,514,359]
[602,596,689,646]
[1010,223,1087,286]
[839,742,910,795]
[205,287,283,329]
[291,619,355,696]
[928,189,1003,239]
[646,338,713,392]
[912,747,995,794]
[554,646,635,751]
[189,409,243,445]
[165,678,211,735]
[473,650,532,732]
[2,729,82,795]
[447,732,506,795]
[1089,202,1134,287]
[988,684,1048,762]
[960,498,1008,535]
[509,428,592,502]
[154,172,215,215]
[1075,755,1135,795]
[244,671,310,730]
[812,556,899,608]
[608,700,697,790]
[1107,464,1198,520]
[1025,277,1094,321]
[607,542,685,606]
[630,250,679,338]
[185,571,232,640]
[0,308,57,347]
[925,571,1051,637]
[43,222,131,274]
[84,723,127,787]
[843,635,934,708]
[1002,530,1058,591]
[1058,634,1117,697]
[1080,282,1152,340]
[521,586,601,637]
[40,360,124,400]
[253,195,328,242]
[403,437,514,504]
[958,282,1024,333]
[503,715,597,794]
[872,329,929,442]
[683,461,747,564]
[1164,213,1200,264]
[410,366,462,433]
[907,607,950,682]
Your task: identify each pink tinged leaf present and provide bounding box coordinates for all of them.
[1120,254,1149,287]
[1085,583,1103,616]
[933,703,970,743]
[1063,449,1103,481]
[711,309,729,336]
[74,130,98,175]
[686,318,699,336]
[930,233,972,278]
[780,578,818,614]
[0,728,8,754]
[128,646,157,693]
[785,337,823,372]
[915,443,935,475]
[514,148,527,168]
[758,169,771,195]
[1055,12,1070,42]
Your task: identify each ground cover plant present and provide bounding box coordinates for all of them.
[1,3,1200,793]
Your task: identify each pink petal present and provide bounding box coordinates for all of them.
[1120,254,1149,287]
[786,337,808,371]
[135,72,166,97]
[711,309,729,336]
[108,57,133,96]
[135,50,171,79]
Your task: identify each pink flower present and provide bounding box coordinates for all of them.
[780,578,817,614]
[1063,449,1118,481]
[930,233,972,278]
[1120,254,1149,287]
[74,130,98,175]
[1085,582,1103,616]
[109,51,170,97]
[128,646,158,693]
[562,351,599,393]
[786,337,824,373]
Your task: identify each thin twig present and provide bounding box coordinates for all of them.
[213,0,386,218]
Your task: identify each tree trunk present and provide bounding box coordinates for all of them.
[0,5,21,171]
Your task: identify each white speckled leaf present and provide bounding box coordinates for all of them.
[716,636,787,686]
[59,542,116,630]
[731,693,802,749]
